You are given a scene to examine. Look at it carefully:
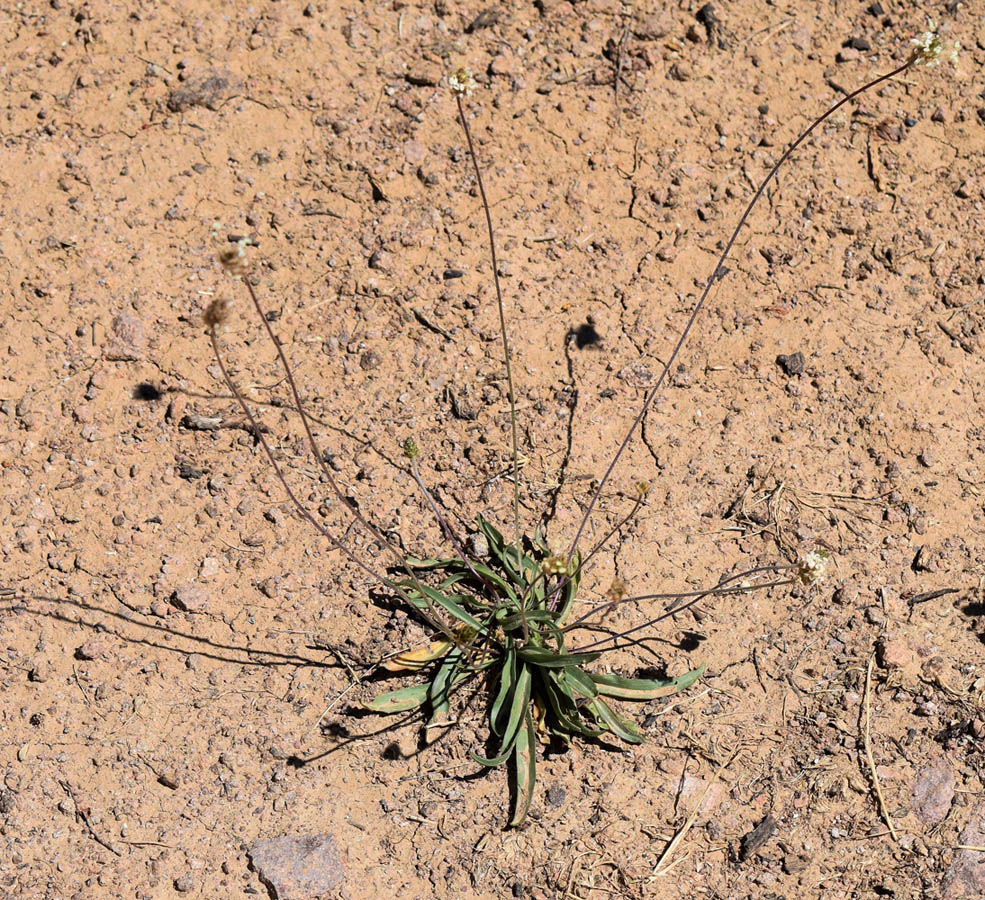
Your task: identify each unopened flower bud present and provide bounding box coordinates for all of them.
[540,553,569,577]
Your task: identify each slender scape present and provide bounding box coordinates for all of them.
[455,93,523,555]
[564,57,916,565]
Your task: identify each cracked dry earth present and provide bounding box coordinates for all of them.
[1,1,984,898]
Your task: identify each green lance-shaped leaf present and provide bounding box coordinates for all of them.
[588,697,645,744]
[363,683,430,714]
[427,647,464,729]
[501,609,566,648]
[478,516,525,583]
[467,560,519,603]
[589,663,706,701]
[517,646,601,669]
[540,669,601,738]
[471,662,531,766]
[526,574,547,608]
[404,559,516,606]
[560,664,598,701]
[490,648,516,737]
[508,709,536,827]
[404,556,443,569]
[437,571,470,594]
[414,582,490,636]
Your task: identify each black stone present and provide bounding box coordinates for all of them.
[775,351,806,376]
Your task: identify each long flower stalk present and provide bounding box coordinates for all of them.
[565,57,917,565]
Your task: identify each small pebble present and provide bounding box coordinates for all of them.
[911,762,954,824]
[865,607,886,627]
[545,785,566,808]
[74,640,105,661]
[150,600,169,618]
[403,140,427,164]
[172,584,208,612]
[467,531,489,558]
[876,635,911,669]
[776,351,805,376]
[368,249,392,273]
[0,790,16,816]
[28,662,50,683]
[157,772,180,789]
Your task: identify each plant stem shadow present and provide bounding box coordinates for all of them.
[3,593,336,669]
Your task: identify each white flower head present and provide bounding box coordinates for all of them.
[797,549,829,587]
[448,66,476,98]
[217,237,252,278]
[910,19,959,67]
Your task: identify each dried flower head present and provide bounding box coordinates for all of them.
[448,66,476,98]
[203,296,233,328]
[218,239,251,278]
[910,20,959,67]
[605,577,627,603]
[797,549,829,587]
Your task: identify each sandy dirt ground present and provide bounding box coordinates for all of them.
[1,0,984,897]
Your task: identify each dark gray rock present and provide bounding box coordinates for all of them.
[775,351,805,376]
[167,69,241,112]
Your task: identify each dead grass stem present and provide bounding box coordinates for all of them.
[862,655,899,843]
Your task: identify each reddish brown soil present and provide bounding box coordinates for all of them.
[1,2,983,898]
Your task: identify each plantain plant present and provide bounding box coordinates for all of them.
[201,25,953,825]
[366,512,705,825]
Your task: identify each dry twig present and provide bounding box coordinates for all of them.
[651,748,739,877]
[862,655,898,842]
[59,781,123,857]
